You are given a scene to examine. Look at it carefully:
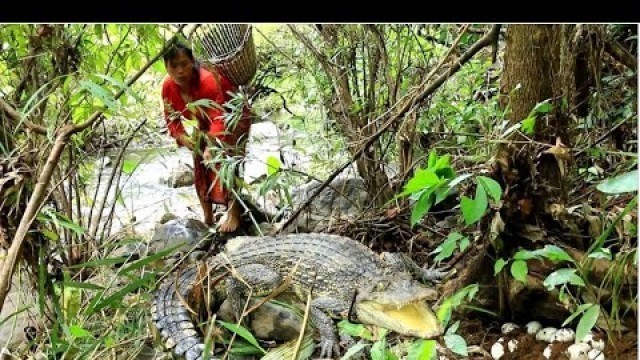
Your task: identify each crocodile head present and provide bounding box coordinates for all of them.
[355,276,443,339]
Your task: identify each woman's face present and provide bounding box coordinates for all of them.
[166,50,194,88]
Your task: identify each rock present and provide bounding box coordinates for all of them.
[161,160,194,188]
[277,176,369,233]
[217,298,303,342]
[111,218,212,260]
[149,218,212,256]
[159,213,178,224]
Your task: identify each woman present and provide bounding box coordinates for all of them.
[161,40,251,232]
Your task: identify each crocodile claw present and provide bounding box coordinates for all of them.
[422,263,455,283]
[318,338,341,359]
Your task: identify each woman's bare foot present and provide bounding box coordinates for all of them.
[217,200,241,233]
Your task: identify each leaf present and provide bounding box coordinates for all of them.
[536,245,575,263]
[444,334,468,356]
[436,284,479,328]
[434,187,452,205]
[576,305,600,342]
[588,248,613,260]
[338,320,374,340]
[447,320,461,335]
[411,190,434,227]
[52,213,86,235]
[521,116,536,135]
[447,173,473,189]
[513,249,539,261]
[266,155,281,176]
[218,321,266,354]
[562,303,593,327]
[68,256,129,269]
[427,150,438,168]
[85,272,154,316]
[543,268,585,290]
[121,158,141,175]
[69,324,92,338]
[119,243,183,275]
[406,339,437,360]
[461,185,488,226]
[79,79,117,110]
[494,258,507,275]
[510,260,528,284]
[62,281,104,291]
[340,343,370,360]
[532,101,553,114]
[596,170,639,194]
[433,236,458,263]
[477,176,502,203]
[94,73,143,102]
[458,236,470,252]
[402,168,440,196]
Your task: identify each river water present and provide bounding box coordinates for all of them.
[83,120,308,238]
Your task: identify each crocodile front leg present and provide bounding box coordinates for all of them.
[381,252,452,283]
[309,297,351,358]
[226,264,282,323]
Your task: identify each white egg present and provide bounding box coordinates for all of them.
[491,341,505,359]
[526,320,542,335]
[501,322,520,335]
[542,344,553,359]
[579,332,606,351]
[587,348,605,360]
[553,328,576,342]
[567,342,591,360]
[507,339,518,352]
[536,327,558,342]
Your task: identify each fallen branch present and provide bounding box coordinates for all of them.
[273,25,502,235]
[0,25,187,313]
[604,37,637,71]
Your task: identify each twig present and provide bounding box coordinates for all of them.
[574,115,635,157]
[293,288,313,360]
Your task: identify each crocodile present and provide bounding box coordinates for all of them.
[151,233,447,360]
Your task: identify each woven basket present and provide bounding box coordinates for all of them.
[194,24,257,86]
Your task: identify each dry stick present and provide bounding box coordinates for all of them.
[574,115,635,157]
[0,25,187,312]
[604,37,637,71]
[272,25,501,235]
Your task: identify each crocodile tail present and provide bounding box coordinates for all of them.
[152,258,226,360]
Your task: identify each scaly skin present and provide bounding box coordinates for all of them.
[152,233,446,360]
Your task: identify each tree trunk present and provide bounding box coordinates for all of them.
[491,24,582,320]
[496,25,572,226]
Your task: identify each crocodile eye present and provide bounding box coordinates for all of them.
[376,282,387,291]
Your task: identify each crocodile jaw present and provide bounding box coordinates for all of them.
[355,300,443,339]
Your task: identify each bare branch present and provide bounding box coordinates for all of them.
[0,97,47,134]
[604,36,637,71]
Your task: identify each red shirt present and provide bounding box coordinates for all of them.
[161,66,237,147]
[161,66,252,205]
